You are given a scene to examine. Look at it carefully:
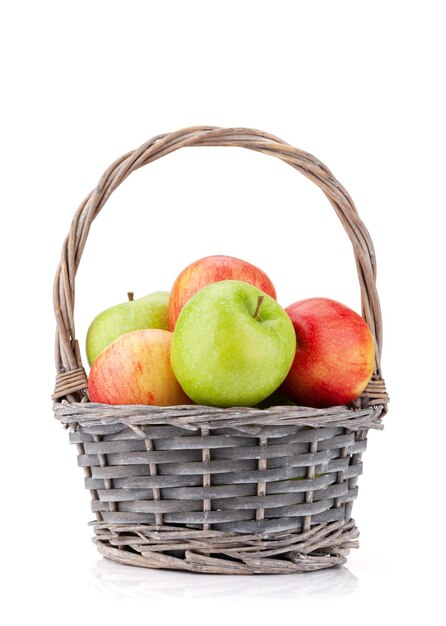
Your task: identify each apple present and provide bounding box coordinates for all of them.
[168,255,277,330]
[170,280,296,407]
[280,298,375,408]
[88,329,190,406]
[86,291,170,365]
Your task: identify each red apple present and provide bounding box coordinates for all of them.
[88,329,190,405]
[168,255,277,329]
[281,298,375,408]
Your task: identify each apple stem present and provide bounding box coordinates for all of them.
[127,292,134,301]
[253,295,264,320]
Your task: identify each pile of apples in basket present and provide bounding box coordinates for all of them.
[87,255,374,409]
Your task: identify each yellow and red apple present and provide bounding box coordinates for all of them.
[281,298,375,408]
[88,329,190,406]
[168,255,277,330]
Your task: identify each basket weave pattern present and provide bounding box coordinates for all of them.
[53,127,388,574]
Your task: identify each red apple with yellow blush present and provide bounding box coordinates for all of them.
[168,255,277,330]
[281,298,375,408]
[88,329,190,406]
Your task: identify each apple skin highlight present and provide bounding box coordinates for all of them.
[281,298,375,408]
[168,255,277,330]
[88,329,190,406]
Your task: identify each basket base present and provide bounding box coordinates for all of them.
[93,519,359,575]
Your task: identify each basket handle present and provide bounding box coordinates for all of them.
[53,126,387,407]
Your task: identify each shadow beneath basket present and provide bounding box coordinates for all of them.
[90,558,358,600]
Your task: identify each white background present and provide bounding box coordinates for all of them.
[1,0,445,623]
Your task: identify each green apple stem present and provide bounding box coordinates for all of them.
[253,295,264,320]
[127,292,134,301]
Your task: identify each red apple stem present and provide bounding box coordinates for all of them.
[127,292,134,301]
[253,295,264,320]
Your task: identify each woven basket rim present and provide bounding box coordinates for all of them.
[54,399,385,432]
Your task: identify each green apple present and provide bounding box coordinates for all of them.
[86,291,170,365]
[171,280,296,407]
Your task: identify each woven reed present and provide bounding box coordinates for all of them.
[53,126,388,574]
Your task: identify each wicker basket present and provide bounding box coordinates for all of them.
[53,126,388,574]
